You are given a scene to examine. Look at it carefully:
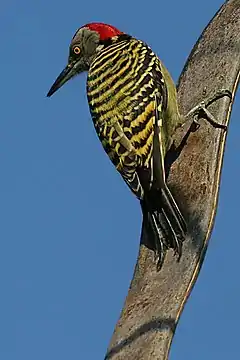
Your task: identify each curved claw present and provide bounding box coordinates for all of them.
[185,89,232,130]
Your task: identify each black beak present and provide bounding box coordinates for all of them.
[47,63,77,97]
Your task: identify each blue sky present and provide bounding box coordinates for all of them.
[1,0,239,359]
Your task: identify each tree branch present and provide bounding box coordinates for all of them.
[105,1,240,359]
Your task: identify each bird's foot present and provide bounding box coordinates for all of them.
[185,89,232,131]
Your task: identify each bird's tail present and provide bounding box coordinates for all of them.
[141,185,187,270]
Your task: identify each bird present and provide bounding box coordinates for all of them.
[47,22,230,270]
[47,22,188,269]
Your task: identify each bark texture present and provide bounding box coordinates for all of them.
[105,1,240,359]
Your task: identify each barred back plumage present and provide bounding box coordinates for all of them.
[47,24,187,270]
[87,35,169,199]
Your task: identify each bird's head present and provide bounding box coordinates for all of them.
[47,22,124,97]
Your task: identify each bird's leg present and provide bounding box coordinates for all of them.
[165,89,232,170]
[185,89,232,130]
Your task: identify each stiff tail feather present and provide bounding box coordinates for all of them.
[141,187,187,270]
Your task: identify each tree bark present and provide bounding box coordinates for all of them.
[105,1,240,359]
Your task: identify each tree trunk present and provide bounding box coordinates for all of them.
[105,1,240,359]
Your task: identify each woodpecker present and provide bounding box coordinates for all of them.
[47,23,230,270]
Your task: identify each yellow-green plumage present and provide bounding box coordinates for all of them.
[47,25,187,270]
[87,36,181,200]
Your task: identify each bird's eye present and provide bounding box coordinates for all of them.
[73,46,81,55]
